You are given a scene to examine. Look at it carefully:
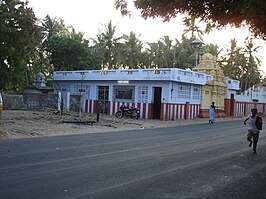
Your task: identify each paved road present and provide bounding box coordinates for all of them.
[1,120,266,199]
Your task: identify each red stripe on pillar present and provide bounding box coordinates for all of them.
[169,104,172,120]
[93,100,97,113]
[89,100,92,113]
[160,103,164,120]
[112,102,115,115]
[185,102,189,120]
[188,104,192,119]
[143,103,146,119]
[107,101,110,115]
[137,103,141,109]
[165,104,168,121]
[192,104,194,119]
[137,103,142,118]
[176,104,179,119]
[168,104,171,120]
[190,105,193,119]
[179,105,182,119]
[172,104,175,120]
[148,103,152,119]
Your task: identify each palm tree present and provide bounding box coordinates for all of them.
[92,21,125,69]
[145,42,158,68]
[138,50,153,68]
[159,36,175,68]
[241,37,262,91]
[182,16,204,40]
[122,31,143,69]
[145,36,176,68]
[221,38,262,92]
[41,15,68,47]
[221,38,245,80]
[173,36,195,69]
[39,15,68,75]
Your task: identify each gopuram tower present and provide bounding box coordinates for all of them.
[193,53,227,117]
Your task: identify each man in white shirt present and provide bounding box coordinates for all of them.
[244,108,260,153]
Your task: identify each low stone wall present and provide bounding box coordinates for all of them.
[2,94,26,110]
[2,93,82,112]
[23,93,58,110]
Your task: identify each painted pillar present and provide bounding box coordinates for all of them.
[184,102,190,120]
[66,92,70,111]
[57,92,62,111]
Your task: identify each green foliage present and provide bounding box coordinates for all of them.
[204,44,220,57]
[47,31,101,71]
[221,39,246,79]
[239,37,262,91]
[0,0,42,91]
[122,31,143,69]
[92,21,125,69]
[182,16,204,40]
[174,37,195,69]
[41,15,68,48]
[221,37,262,92]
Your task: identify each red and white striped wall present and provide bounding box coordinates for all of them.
[84,99,94,114]
[235,101,266,117]
[110,102,151,119]
[84,99,200,120]
[160,103,200,120]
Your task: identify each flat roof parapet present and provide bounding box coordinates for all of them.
[53,68,213,85]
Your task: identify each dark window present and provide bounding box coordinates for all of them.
[113,86,135,102]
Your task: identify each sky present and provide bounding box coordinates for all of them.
[27,0,266,73]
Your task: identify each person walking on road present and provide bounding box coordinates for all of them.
[209,102,216,123]
[244,108,262,153]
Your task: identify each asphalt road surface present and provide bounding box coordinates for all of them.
[1,120,266,199]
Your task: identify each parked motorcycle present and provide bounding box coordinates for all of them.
[115,105,140,119]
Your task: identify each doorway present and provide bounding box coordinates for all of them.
[230,93,235,116]
[153,87,162,119]
[98,86,109,113]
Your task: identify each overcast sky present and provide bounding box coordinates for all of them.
[27,0,266,73]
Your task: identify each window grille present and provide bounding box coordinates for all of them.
[178,83,191,99]
[192,85,200,99]
[138,86,148,103]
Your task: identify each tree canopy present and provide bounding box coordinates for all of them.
[115,0,266,40]
[46,28,101,71]
[0,0,42,91]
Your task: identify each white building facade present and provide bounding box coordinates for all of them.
[225,77,240,99]
[53,68,213,120]
[236,85,266,103]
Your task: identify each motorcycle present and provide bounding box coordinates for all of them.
[115,105,140,119]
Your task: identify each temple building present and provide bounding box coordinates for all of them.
[193,53,239,117]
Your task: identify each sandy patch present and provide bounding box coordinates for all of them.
[0,110,243,139]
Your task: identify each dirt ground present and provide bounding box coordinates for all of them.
[0,110,243,139]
